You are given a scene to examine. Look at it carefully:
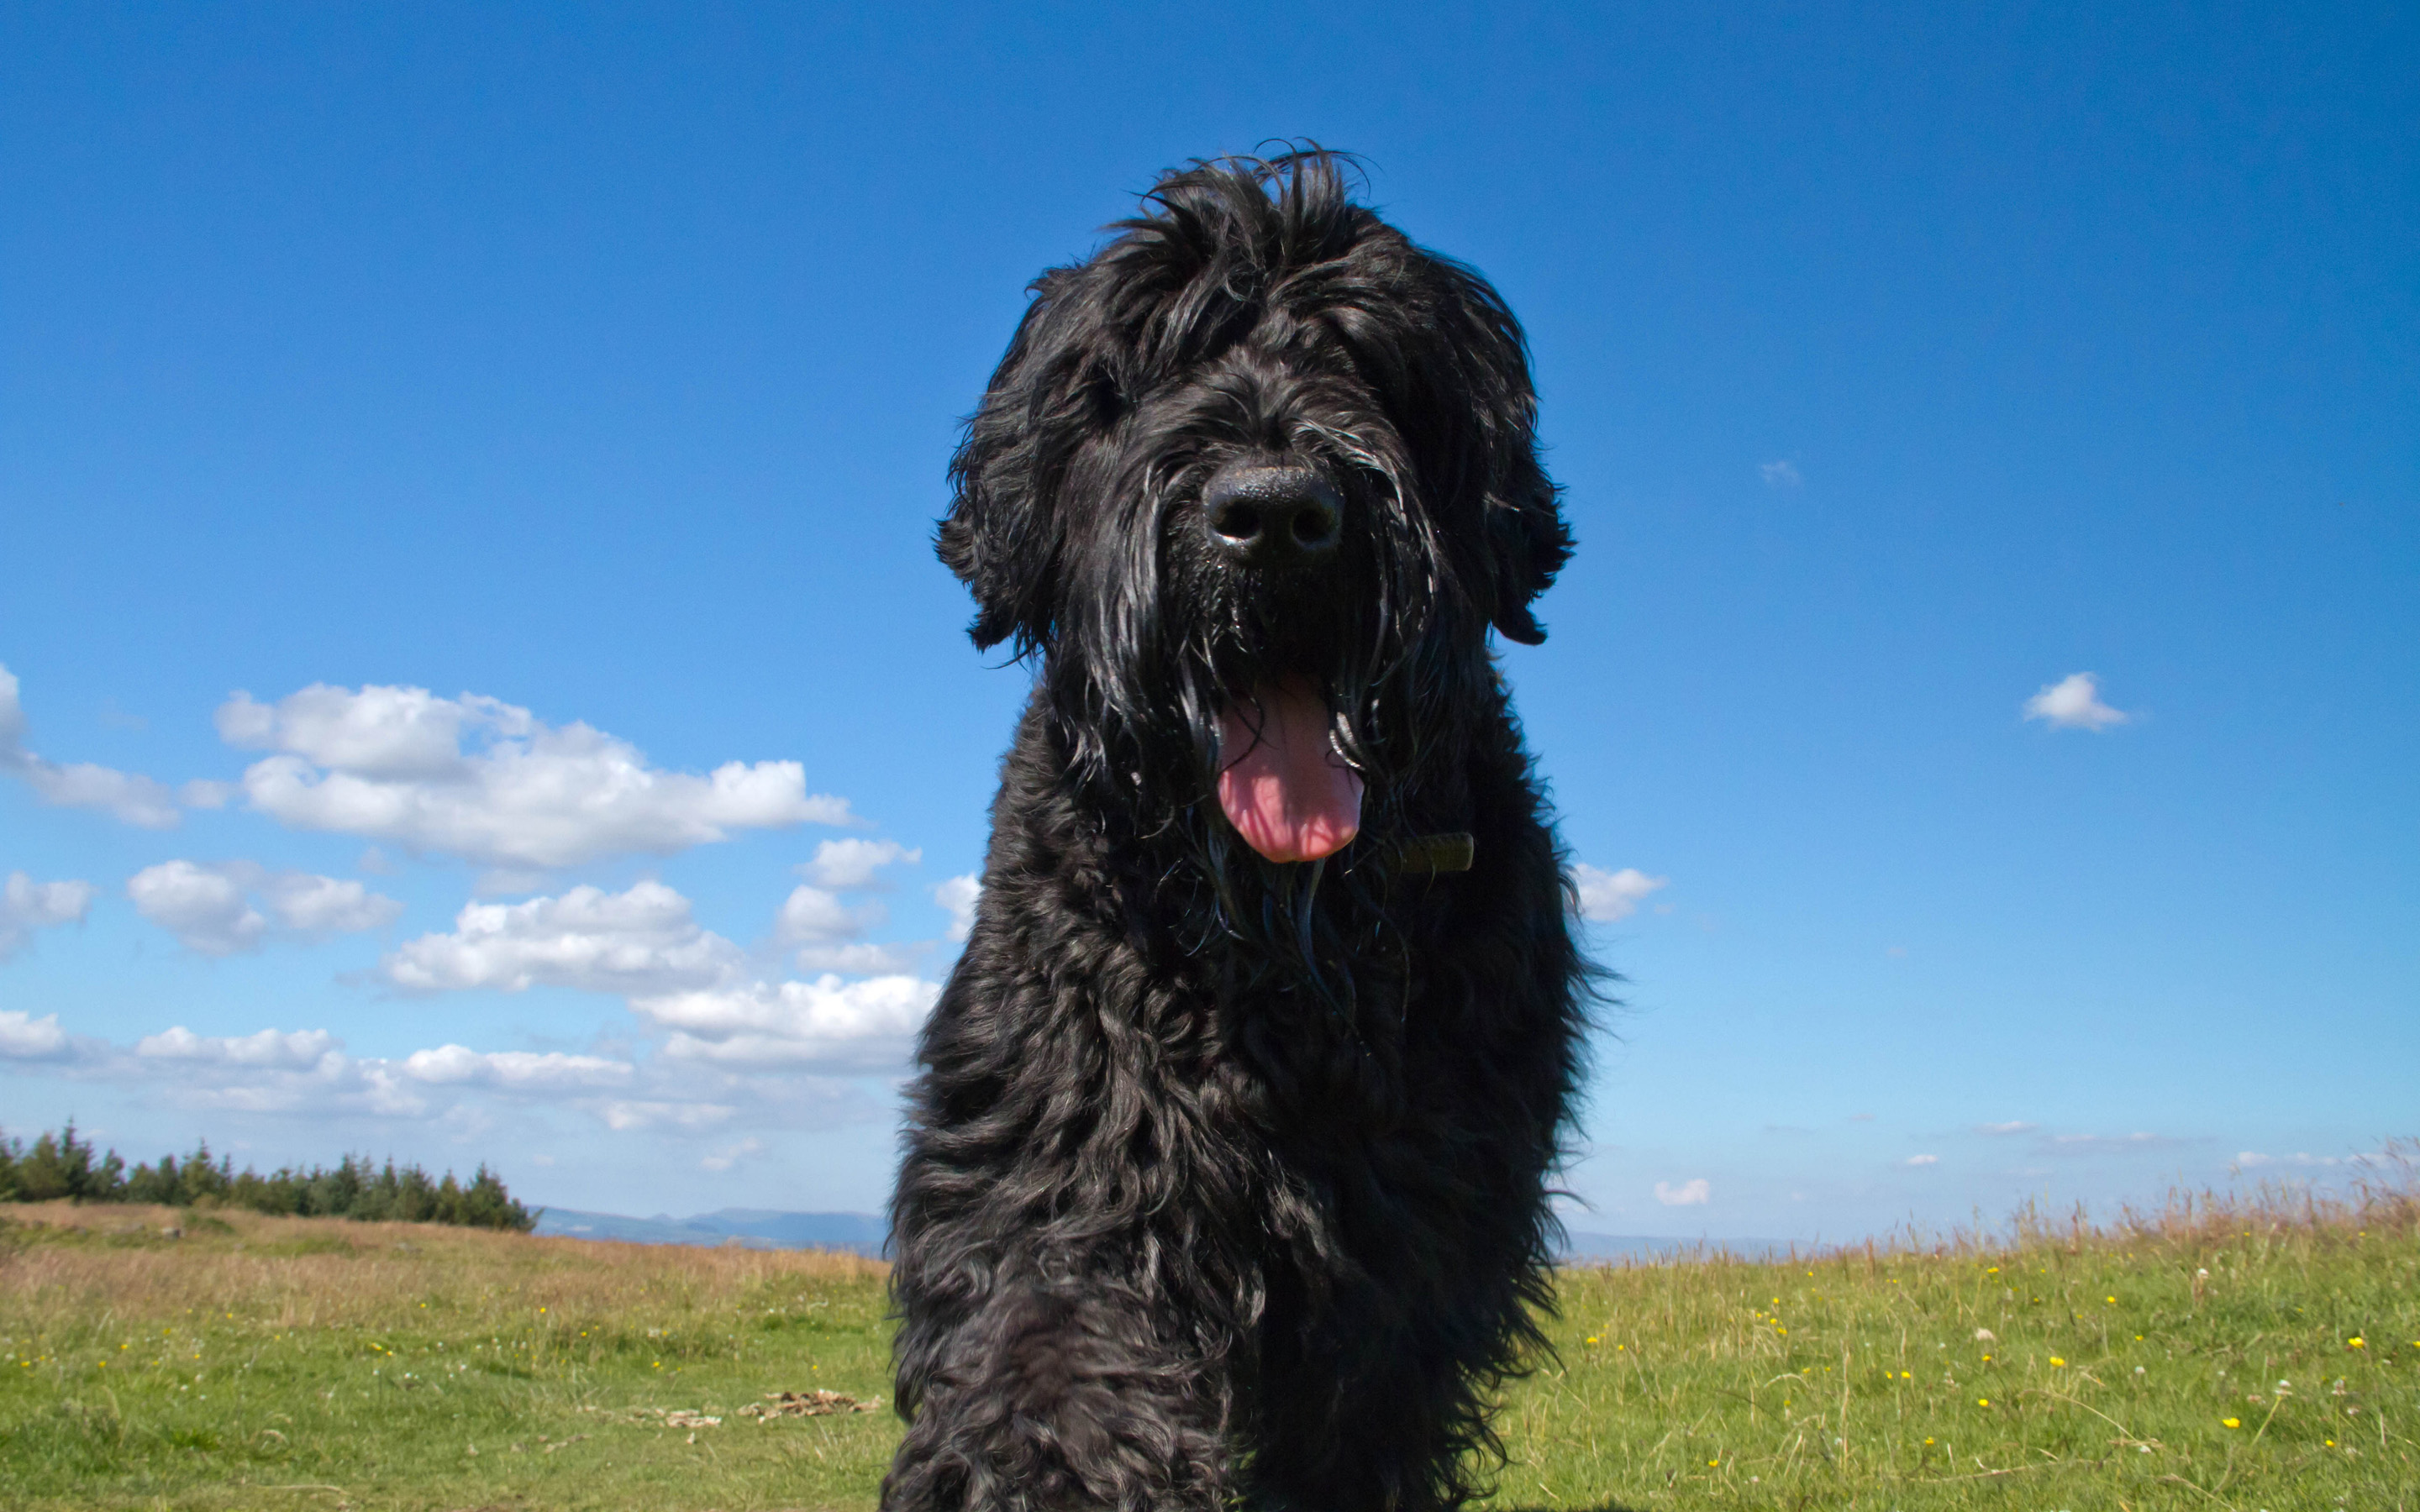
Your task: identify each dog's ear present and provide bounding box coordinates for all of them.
[1407,258,1575,645]
[939,273,1122,653]
[1479,459,1573,646]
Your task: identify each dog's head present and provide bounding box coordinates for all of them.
[940,150,1570,864]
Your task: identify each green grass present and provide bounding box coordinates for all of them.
[1499,1208,2417,1509]
[3,1176,2415,1511]
[0,1202,893,1510]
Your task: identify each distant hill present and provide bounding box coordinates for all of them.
[536,1206,887,1256]
[1558,1230,1794,1263]
[535,1208,1784,1264]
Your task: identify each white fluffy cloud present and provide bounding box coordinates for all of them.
[380,876,941,1074]
[801,838,920,890]
[15,840,947,1140]
[934,874,981,942]
[126,1025,639,1118]
[634,974,938,1071]
[1654,1178,1712,1206]
[776,885,885,945]
[777,882,913,970]
[400,1045,634,1090]
[128,860,402,956]
[1975,1120,2039,1136]
[126,1025,426,1116]
[2023,671,2131,731]
[383,880,742,995]
[1760,459,1802,487]
[792,941,927,974]
[778,841,925,969]
[369,869,939,1108]
[137,1025,341,1071]
[217,683,855,869]
[1572,864,1668,922]
[129,862,262,955]
[2,871,94,960]
[1902,1153,1940,1167]
[270,873,404,935]
[0,664,183,828]
[0,1010,71,1060]
[8,997,905,1137]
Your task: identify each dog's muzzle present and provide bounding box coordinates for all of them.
[1202,462,1342,573]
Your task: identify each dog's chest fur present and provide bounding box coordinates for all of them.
[909,681,1575,1312]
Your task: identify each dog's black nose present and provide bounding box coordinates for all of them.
[1203,464,1342,570]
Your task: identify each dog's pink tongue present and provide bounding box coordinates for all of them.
[1216,681,1364,864]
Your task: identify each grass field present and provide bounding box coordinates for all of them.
[3,1177,2413,1511]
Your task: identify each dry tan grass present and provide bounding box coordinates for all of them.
[2,1200,883,1334]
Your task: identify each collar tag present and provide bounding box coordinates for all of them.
[1396,832,1475,874]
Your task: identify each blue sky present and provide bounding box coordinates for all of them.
[2,3,2412,1240]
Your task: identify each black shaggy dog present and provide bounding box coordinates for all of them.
[886,151,1592,1512]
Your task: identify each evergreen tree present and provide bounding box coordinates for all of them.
[0,1125,534,1231]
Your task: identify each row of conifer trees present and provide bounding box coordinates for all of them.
[0,1122,535,1231]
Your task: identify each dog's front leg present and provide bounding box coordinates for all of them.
[884,1268,1234,1512]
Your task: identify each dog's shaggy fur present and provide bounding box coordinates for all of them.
[886,152,1591,1512]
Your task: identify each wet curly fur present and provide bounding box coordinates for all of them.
[885,151,1593,1512]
